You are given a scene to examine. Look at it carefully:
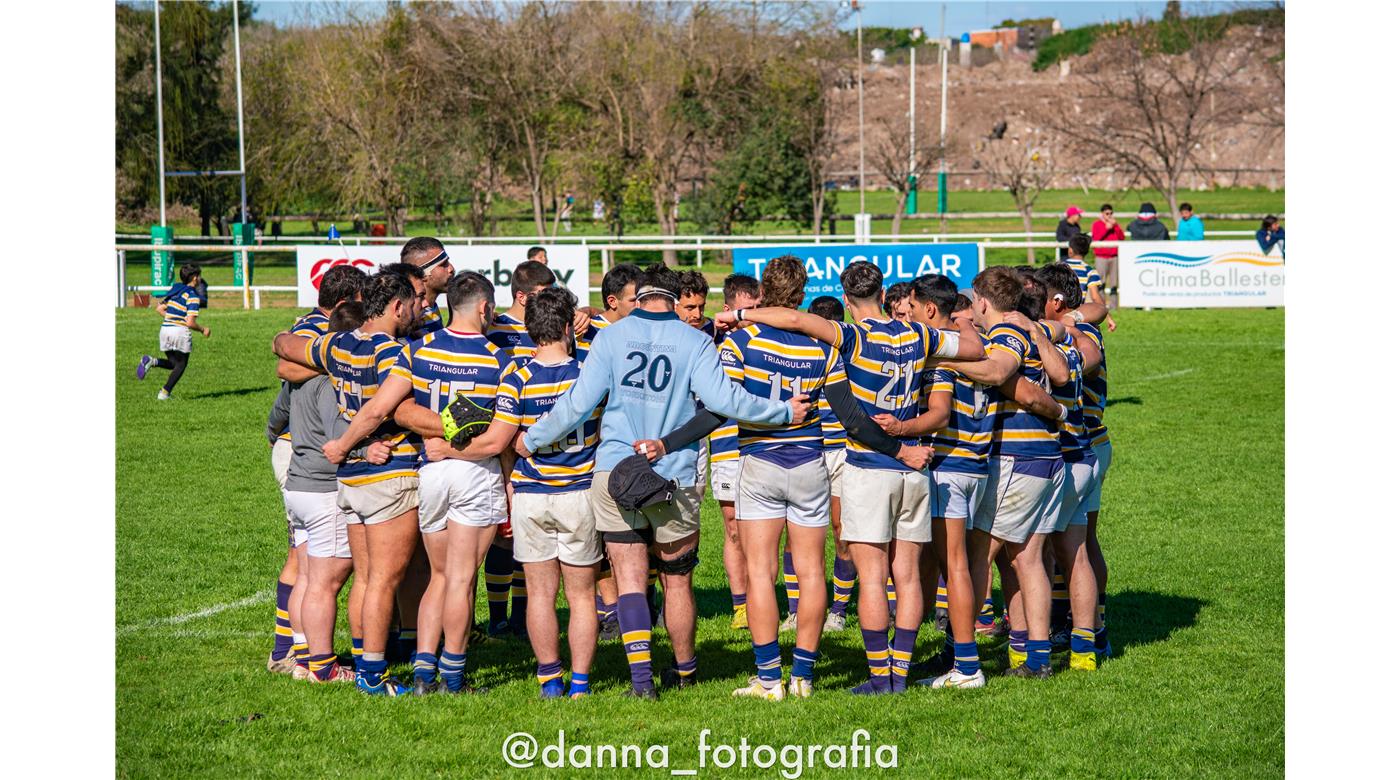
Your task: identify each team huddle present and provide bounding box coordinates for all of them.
[250,234,1115,699]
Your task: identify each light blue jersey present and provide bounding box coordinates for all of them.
[522,308,793,487]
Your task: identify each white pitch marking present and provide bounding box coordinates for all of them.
[118,589,273,636]
[1133,367,1197,383]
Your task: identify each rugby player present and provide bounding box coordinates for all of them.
[808,296,857,634]
[951,266,1070,679]
[263,264,367,674]
[712,256,921,700]
[519,264,804,699]
[1064,233,1117,332]
[528,245,549,265]
[485,260,559,637]
[882,281,913,322]
[273,269,425,695]
[715,260,984,695]
[137,262,210,400]
[439,286,604,698]
[1035,263,1105,671]
[345,270,512,694]
[401,237,455,337]
[711,273,763,630]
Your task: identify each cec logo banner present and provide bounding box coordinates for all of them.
[730,243,983,308]
[295,245,590,310]
[1118,241,1284,308]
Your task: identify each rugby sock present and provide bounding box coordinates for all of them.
[752,640,782,687]
[308,653,338,681]
[791,646,819,682]
[568,672,591,697]
[935,577,949,613]
[1098,591,1108,627]
[731,591,747,610]
[351,636,364,660]
[1026,639,1051,672]
[1051,566,1071,631]
[889,627,917,692]
[977,596,997,627]
[1070,627,1097,669]
[1095,626,1111,657]
[272,582,294,660]
[413,652,437,685]
[782,552,800,616]
[291,633,310,670]
[438,651,466,692]
[830,556,856,618]
[860,628,892,691]
[617,592,654,692]
[885,577,898,615]
[509,562,528,630]
[359,653,387,685]
[595,595,612,622]
[483,545,513,626]
[674,655,698,681]
[537,660,565,698]
[953,641,981,676]
[1009,629,1029,668]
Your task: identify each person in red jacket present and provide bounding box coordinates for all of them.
[1089,204,1125,297]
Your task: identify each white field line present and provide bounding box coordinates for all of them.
[118,589,273,636]
[1130,367,1198,383]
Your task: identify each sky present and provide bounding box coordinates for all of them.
[248,1,1275,32]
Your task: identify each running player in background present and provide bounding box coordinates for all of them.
[712,273,763,630]
[717,260,984,695]
[485,259,557,637]
[262,264,367,675]
[360,270,512,694]
[808,296,856,635]
[273,269,425,695]
[401,237,455,337]
[137,262,210,400]
[441,287,605,699]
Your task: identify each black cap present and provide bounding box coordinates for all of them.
[1138,202,1156,214]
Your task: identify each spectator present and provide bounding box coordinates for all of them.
[1127,202,1170,241]
[1090,203,1125,296]
[1176,202,1204,241]
[1056,206,1085,260]
[1257,216,1285,257]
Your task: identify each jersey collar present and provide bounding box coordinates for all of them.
[631,308,679,322]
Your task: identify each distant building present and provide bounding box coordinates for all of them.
[966,19,1061,52]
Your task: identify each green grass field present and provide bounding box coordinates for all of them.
[115,306,1284,777]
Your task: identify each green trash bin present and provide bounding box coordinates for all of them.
[150,224,173,289]
[232,222,255,286]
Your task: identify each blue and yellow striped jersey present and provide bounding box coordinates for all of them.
[718,323,844,467]
[574,313,614,363]
[816,353,849,450]
[702,321,740,464]
[1049,338,1093,457]
[927,354,994,476]
[306,330,421,485]
[495,358,600,493]
[410,302,447,341]
[290,308,330,337]
[390,329,512,459]
[1078,323,1109,447]
[831,318,959,472]
[160,284,201,327]
[1063,257,1104,295]
[986,322,1061,459]
[487,313,535,368]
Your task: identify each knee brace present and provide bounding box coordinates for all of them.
[654,547,700,576]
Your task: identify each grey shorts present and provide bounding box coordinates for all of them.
[1047,454,1098,534]
[930,470,987,523]
[1082,440,1113,513]
[590,471,701,545]
[973,457,1065,544]
[285,490,351,558]
[337,475,420,526]
[271,438,299,544]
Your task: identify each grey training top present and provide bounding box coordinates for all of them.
[285,375,343,492]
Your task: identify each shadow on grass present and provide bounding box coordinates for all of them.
[189,386,274,400]
[1106,396,1143,408]
[1105,589,1206,661]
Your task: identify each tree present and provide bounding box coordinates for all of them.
[870,116,939,238]
[1053,13,1265,225]
[974,130,1057,263]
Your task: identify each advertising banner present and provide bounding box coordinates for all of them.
[295,244,589,310]
[1118,241,1284,308]
[730,243,983,308]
